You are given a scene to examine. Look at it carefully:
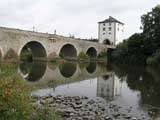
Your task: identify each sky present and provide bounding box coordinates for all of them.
[0,0,159,39]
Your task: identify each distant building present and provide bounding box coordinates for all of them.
[98,16,124,45]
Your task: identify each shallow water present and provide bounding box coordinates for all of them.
[18,61,160,119]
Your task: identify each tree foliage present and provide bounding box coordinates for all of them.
[111,5,160,65]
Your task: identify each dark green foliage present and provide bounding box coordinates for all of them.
[112,33,146,64]
[112,5,160,65]
[20,50,33,62]
[98,51,107,58]
[59,51,64,58]
[112,41,129,64]
[147,49,160,66]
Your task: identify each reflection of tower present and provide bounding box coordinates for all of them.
[97,73,121,102]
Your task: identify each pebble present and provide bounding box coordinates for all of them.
[31,95,151,120]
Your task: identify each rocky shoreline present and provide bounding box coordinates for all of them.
[31,95,152,120]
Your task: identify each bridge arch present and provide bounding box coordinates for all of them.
[86,47,97,58]
[19,41,47,61]
[59,44,77,58]
[103,39,111,45]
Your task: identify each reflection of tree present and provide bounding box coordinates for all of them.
[113,64,160,107]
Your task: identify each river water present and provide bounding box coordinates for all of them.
[18,61,160,120]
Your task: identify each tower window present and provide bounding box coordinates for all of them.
[103,28,106,31]
[108,27,111,31]
[103,23,105,26]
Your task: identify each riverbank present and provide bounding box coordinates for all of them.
[31,95,155,120]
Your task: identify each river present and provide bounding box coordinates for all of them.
[12,61,160,119]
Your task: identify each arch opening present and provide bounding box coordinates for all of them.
[59,44,77,58]
[86,47,97,58]
[20,41,47,61]
[103,39,111,45]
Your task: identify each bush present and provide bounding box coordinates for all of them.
[78,52,89,59]
[0,64,31,120]
[59,52,64,58]
[20,50,32,61]
[111,33,147,64]
[98,51,107,58]
[0,64,60,120]
[147,49,160,66]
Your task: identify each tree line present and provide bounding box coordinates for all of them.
[111,5,160,66]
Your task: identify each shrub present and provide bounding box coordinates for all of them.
[98,51,107,58]
[0,64,31,120]
[59,52,64,58]
[0,64,60,120]
[147,49,160,66]
[20,50,32,61]
[78,52,89,59]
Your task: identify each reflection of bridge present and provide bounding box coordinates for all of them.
[18,62,122,102]
[19,62,122,102]
[18,62,113,88]
[0,27,115,61]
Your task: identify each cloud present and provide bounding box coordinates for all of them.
[0,0,159,39]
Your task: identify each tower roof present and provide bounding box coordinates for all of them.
[98,16,124,25]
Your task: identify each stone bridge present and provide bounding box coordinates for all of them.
[0,27,115,61]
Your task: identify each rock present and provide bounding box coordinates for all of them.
[76,101,82,105]
[40,100,45,105]
[105,116,112,120]
[113,113,120,118]
[31,95,151,120]
[132,117,137,120]
[124,116,132,119]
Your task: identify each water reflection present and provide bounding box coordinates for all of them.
[18,61,160,119]
[86,62,97,74]
[19,61,47,81]
[113,65,160,108]
[97,73,122,102]
[59,62,77,78]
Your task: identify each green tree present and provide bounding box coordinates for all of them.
[141,5,160,56]
[111,5,160,65]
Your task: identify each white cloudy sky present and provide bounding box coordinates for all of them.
[0,0,159,39]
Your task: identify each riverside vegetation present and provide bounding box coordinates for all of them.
[0,64,61,120]
[111,5,160,66]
